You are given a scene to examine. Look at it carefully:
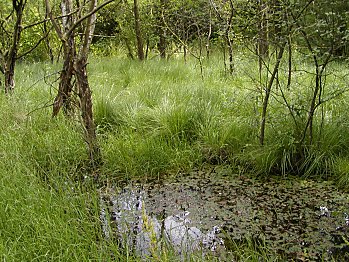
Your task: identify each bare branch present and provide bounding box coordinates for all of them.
[16,26,53,60]
[79,0,98,58]
[45,0,64,40]
[22,18,49,30]
[66,0,118,38]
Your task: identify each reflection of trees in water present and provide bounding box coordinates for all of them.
[100,168,349,260]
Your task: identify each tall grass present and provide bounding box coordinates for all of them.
[1,53,348,260]
[88,54,349,185]
[89,56,260,177]
[0,83,130,260]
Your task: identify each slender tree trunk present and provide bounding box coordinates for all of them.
[183,28,188,63]
[225,0,234,75]
[122,36,135,59]
[51,0,76,116]
[260,41,286,145]
[75,0,101,165]
[298,25,332,146]
[4,0,26,94]
[159,30,166,59]
[145,38,149,59]
[301,63,327,146]
[133,0,144,60]
[258,0,269,78]
[307,71,320,145]
[75,57,101,164]
[287,36,292,89]
[226,36,234,75]
[258,0,269,57]
[44,13,54,63]
[158,0,167,59]
[206,8,212,59]
[222,41,227,73]
[52,43,75,117]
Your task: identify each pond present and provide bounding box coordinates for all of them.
[99,166,349,261]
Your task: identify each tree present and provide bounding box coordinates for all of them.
[210,0,235,74]
[0,1,57,92]
[45,0,115,165]
[258,0,317,146]
[257,0,269,60]
[133,0,145,60]
[295,0,349,145]
[158,0,167,59]
[0,0,27,93]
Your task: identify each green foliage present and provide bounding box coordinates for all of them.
[0,1,56,62]
[89,0,349,60]
[297,0,349,58]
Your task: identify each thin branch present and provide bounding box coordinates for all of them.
[22,12,81,31]
[16,26,53,60]
[79,0,97,58]
[45,0,64,40]
[26,101,55,116]
[22,18,49,30]
[66,0,118,38]
[161,12,200,60]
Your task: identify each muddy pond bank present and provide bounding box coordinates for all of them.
[100,166,349,261]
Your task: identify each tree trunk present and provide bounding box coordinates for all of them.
[258,0,269,57]
[51,0,76,116]
[258,0,269,76]
[52,43,75,117]
[75,57,101,165]
[125,39,135,59]
[286,36,292,89]
[206,8,212,60]
[158,0,167,59]
[46,0,107,166]
[226,0,234,75]
[298,25,333,146]
[75,0,101,165]
[4,0,26,94]
[159,30,166,59]
[133,0,144,60]
[260,41,286,145]
[4,59,16,94]
[226,35,234,75]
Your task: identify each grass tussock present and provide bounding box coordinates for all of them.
[88,55,349,186]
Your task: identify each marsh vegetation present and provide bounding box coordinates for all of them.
[1,0,349,261]
[0,54,348,261]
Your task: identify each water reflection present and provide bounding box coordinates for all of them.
[100,166,349,260]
